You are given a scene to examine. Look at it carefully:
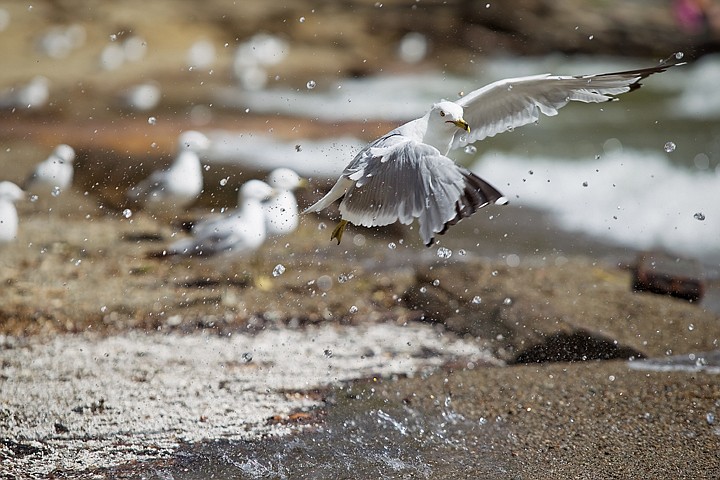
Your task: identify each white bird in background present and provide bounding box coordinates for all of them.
[263,168,304,237]
[0,75,50,110]
[304,54,685,246]
[127,131,209,212]
[23,144,76,197]
[163,179,274,258]
[118,82,161,111]
[0,181,24,244]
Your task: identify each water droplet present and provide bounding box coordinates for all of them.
[688,323,695,331]
[203,164,210,171]
[419,286,427,293]
[694,212,705,221]
[706,412,715,425]
[241,352,253,362]
[30,194,38,203]
[109,33,117,41]
[100,306,107,313]
[464,145,477,154]
[318,222,327,230]
[51,186,61,197]
[388,242,397,250]
[675,52,684,60]
[432,279,440,286]
[349,305,358,314]
[491,270,498,276]
[588,34,594,40]
[299,16,305,23]
[272,264,286,277]
[664,141,676,153]
[437,247,452,259]
[147,116,157,125]
[306,80,316,90]
[122,208,132,218]
[503,297,513,305]
[458,249,466,256]
[74,259,82,266]
[219,177,229,186]
[471,296,482,304]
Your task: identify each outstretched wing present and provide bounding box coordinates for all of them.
[339,135,506,246]
[452,54,684,149]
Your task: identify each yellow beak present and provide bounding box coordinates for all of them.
[453,119,470,133]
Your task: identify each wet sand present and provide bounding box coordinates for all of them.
[1,188,719,477]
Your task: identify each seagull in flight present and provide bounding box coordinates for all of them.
[304,54,685,246]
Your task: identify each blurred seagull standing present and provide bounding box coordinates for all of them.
[0,181,24,243]
[0,75,50,110]
[162,179,274,258]
[23,144,76,197]
[128,131,209,212]
[263,168,304,237]
[304,54,685,246]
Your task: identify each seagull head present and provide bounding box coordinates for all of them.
[178,130,211,152]
[0,181,24,203]
[266,168,305,191]
[431,101,470,133]
[239,179,275,203]
[53,144,76,164]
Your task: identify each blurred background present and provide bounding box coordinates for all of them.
[0,0,719,263]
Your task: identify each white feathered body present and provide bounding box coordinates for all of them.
[168,179,273,257]
[0,200,19,243]
[0,182,24,243]
[24,144,75,195]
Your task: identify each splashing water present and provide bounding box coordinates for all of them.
[272,264,286,277]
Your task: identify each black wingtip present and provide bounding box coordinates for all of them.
[431,170,506,245]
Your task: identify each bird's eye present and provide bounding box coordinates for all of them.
[439,111,445,117]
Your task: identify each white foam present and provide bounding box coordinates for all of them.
[670,54,720,119]
[214,55,686,123]
[206,131,364,177]
[474,149,720,261]
[214,73,475,122]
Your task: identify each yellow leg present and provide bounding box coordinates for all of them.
[330,219,349,245]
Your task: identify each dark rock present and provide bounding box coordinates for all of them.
[54,422,70,433]
[512,330,644,364]
[632,251,705,302]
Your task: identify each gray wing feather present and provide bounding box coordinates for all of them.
[452,56,683,149]
[339,136,505,245]
[128,170,168,199]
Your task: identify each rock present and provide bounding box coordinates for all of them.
[403,258,720,361]
[512,330,644,364]
[632,251,705,302]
